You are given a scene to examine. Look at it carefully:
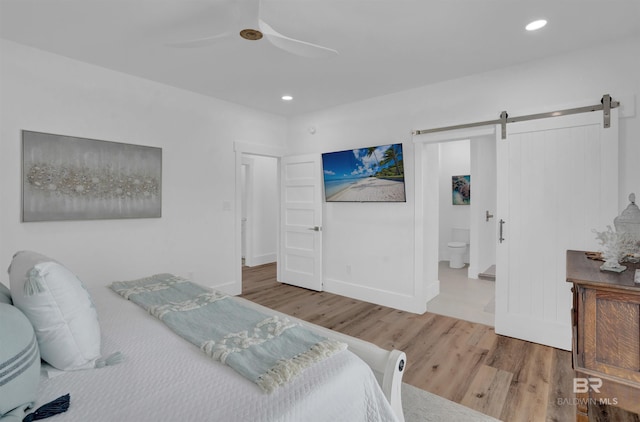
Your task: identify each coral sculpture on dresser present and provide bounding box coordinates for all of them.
[593,193,640,272]
[593,225,627,272]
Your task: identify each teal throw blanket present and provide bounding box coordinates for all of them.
[110,274,346,393]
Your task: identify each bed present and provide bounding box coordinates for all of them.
[3,252,406,422]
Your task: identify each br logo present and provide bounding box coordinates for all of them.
[573,377,602,393]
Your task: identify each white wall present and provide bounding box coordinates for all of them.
[0,40,287,294]
[438,140,470,262]
[287,36,640,313]
[469,135,497,279]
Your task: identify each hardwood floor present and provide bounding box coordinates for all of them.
[241,263,638,422]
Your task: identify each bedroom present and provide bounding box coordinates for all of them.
[1,1,639,421]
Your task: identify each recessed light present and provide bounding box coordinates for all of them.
[526,19,547,31]
[281,95,293,101]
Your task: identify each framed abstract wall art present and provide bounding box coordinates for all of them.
[452,175,470,205]
[22,130,162,222]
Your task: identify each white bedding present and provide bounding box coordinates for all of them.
[35,285,398,422]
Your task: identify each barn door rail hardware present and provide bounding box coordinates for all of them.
[412,94,619,139]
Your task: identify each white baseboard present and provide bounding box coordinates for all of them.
[324,277,426,314]
[467,264,479,279]
[424,279,440,302]
[211,280,240,296]
[245,253,276,267]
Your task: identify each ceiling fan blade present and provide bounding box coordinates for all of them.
[166,31,232,48]
[258,19,338,59]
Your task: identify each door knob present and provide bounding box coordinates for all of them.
[486,211,494,222]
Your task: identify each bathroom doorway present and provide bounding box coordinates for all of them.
[426,135,497,326]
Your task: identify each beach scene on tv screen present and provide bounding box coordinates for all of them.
[322,143,405,202]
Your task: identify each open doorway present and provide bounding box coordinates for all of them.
[421,134,497,326]
[241,154,278,268]
[233,141,286,296]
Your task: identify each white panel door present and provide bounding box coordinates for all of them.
[279,154,323,291]
[495,110,618,350]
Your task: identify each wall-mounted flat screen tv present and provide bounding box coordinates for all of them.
[321,143,405,202]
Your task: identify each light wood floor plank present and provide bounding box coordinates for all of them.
[461,364,513,419]
[498,343,552,422]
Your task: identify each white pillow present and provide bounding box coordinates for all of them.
[8,251,101,371]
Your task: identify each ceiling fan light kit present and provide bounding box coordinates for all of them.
[239,29,263,41]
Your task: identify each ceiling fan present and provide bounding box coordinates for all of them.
[167,0,338,59]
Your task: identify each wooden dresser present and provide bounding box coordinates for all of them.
[566,250,640,421]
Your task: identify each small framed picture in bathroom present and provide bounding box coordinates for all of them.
[452,175,470,205]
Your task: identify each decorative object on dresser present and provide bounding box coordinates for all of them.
[615,193,640,263]
[592,193,640,272]
[566,250,640,422]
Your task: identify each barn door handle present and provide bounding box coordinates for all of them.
[499,219,505,243]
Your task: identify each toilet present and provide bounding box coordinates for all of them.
[447,228,469,269]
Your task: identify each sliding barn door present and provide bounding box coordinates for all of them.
[495,110,618,350]
[279,154,323,291]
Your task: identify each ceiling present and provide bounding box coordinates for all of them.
[1,0,639,116]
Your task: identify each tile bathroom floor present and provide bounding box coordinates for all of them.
[427,261,495,326]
